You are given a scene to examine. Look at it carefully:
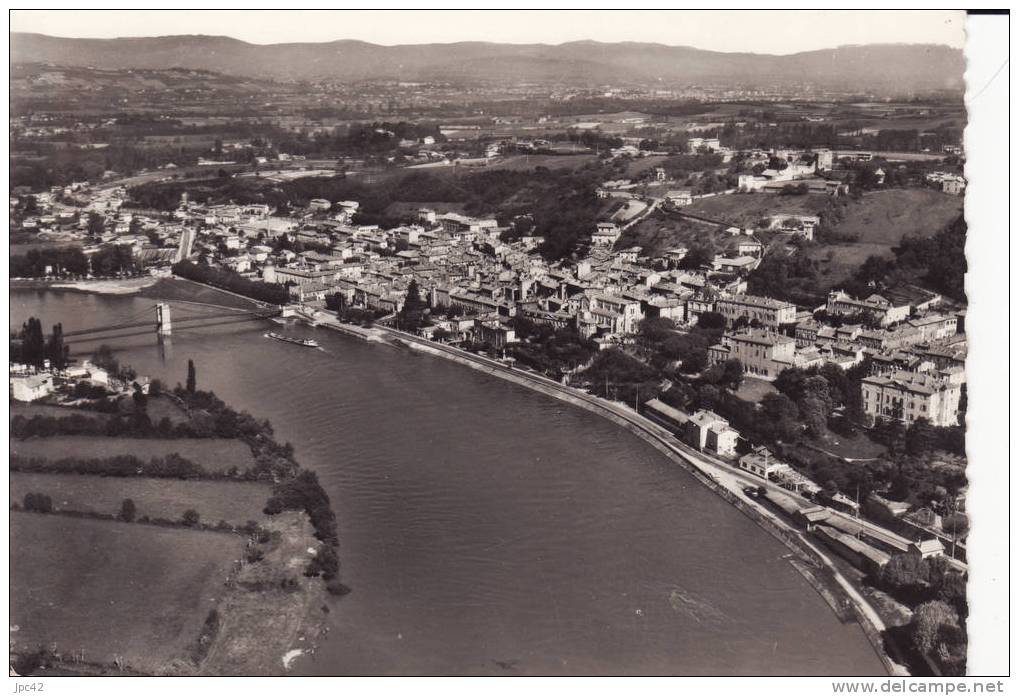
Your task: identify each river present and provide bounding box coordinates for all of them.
[11,288,885,676]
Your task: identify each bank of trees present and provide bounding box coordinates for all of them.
[11,317,68,369]
[172,260,287,305]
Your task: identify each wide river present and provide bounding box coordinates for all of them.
[11,288,885,676]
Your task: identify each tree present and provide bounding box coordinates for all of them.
[119,498,137,522]
[397,279,425,332]
[759,392,801,443]
[23,492,53,513]
[942,512,969,540]
[16,317,46,367]
[909,600,961,658]
[697,311,726,331]
[45,323,68,369]
[720,359,744,391]
[132,382,148,413]
[186,359,197,394]
[182,509,200,527]
[906,418,937,456]
[87,212,106,237]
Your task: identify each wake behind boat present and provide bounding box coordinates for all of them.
[265,331,319,348]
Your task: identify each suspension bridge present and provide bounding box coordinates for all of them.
[61,301,283,344]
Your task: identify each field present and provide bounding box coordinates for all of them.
[484,153,597,172]
[138,277,266,311]
[10,512,244,673]
[805,189,963,286]
[145,395,191,426]
[618,210,741,257]
[10,403,110,422]
[685,192,831,227]
[11,436,255,474]
[734,377,778,403]
[11,472,271,526]
[825,189,963,245]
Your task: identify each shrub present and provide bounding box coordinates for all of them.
[118,498,137,522]
[23,492,53,514]
[181,509,200,527]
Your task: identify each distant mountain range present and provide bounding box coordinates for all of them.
[10,33,965,93]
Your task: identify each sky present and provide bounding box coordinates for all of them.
[9,10,966,54]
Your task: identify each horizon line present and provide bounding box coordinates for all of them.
[9,31,962,57]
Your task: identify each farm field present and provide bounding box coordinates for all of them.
[618,210,741,257]
[827,189,963,245]
[11,472,271,526]
[10,403,110,422]
[144,395,191,426]
[685,192,831,226]
[806,189,963,286]
[483,153,597,172]
[10,512,244,673]
[10,436,255,474]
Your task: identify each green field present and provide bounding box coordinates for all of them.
[10,512,244,673]
[11,436,255,474]
[10,403,110,422]
[145,395,191,426]
[138,277,265,311]
[806,189,963,286]
[618,210,743,258]
[685,192,831,227]
[826,189,963,245]
[11,472,271,526]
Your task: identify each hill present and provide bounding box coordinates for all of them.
[10,33,965,93]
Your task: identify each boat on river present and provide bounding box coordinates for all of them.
[265,331,319,348]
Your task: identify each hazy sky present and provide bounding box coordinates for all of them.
[10,10,966,54]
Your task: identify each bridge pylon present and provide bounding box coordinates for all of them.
[156,303,172,337]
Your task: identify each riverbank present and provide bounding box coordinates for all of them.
[310,312,903,676]
[11,276,160,295]
[9,382,340,676]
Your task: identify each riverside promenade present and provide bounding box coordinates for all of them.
[305,307,902,676]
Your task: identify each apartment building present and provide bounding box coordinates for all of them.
[861,370,962,427]
[715,294,796,329]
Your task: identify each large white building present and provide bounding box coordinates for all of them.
[715,294,797,329]
[861,370,963,427]
[826,290,910,327]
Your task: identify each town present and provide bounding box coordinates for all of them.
[9,24,973,679]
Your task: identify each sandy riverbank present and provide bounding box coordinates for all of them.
[12,276,161,295]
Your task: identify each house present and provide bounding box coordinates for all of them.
[861,370,963,427]
[738,446,790,479]
[577,292,644,337]
[665,189,694,207]
[474,319,517,348]
[907,313,959,343]
[684,410,738,457]
[714,294,797,329]
[707,330,799,381]
[736,239,764,257]
[10,373,55,402]
[826,290,910,326]
[711,256,759,275]
[591,222,622,247]
[908,539,945,560]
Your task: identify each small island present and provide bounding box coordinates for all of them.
[9,320,345,676]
